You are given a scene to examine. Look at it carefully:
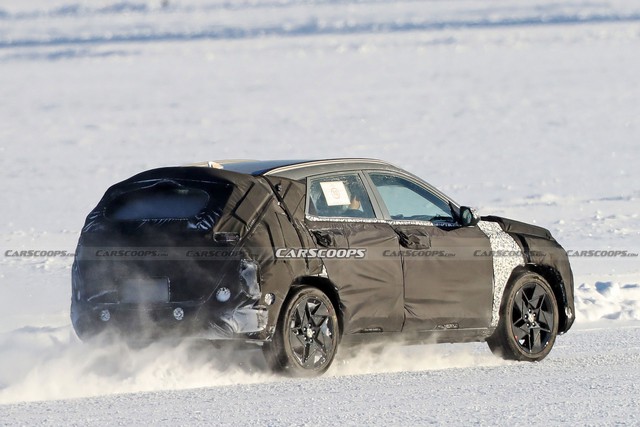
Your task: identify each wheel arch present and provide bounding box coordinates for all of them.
[510,264,571,333]
[289,276,344,340]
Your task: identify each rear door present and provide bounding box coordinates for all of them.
[304,172,404,334]
[364,171,494,331]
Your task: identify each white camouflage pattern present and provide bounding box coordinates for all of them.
[477,220,525,326]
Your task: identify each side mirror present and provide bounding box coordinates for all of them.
[459,206,479,226]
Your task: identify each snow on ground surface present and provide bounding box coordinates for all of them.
[1,326,639,426]
[0,0,639,424]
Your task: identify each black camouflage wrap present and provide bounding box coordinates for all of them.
[72,162,575,344]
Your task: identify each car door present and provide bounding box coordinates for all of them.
[305,172,405,334]
[364,171,494,331]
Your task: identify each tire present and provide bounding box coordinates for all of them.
[487,272,559,362]
[263,286,340,377]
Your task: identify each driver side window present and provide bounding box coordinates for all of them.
[369,173,453,222]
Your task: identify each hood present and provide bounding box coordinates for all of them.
[481,215,554,241]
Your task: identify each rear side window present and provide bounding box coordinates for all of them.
[106,181,228,221]
[307,173,375,219]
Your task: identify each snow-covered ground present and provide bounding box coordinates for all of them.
[0,0,639,423]
[2,325,639,425]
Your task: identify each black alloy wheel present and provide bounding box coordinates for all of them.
[263,286,339,376]
[488,272,559,361]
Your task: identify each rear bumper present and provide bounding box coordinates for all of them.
[71,256,271,341]
[71,299,269,341]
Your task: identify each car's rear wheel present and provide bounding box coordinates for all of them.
[263,286,339,377]
[488,272,559,361]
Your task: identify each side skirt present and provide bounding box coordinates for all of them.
[340,328,496,347]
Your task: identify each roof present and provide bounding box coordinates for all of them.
[203,158,401,180]
[207,157,459,209]
[124,158,459,209]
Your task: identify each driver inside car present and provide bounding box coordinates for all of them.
[342,185,367,217]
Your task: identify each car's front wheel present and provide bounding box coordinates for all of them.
[488,272,559,361]
[263,286,339,376]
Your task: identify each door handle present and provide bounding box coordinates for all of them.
[397,230,431,250]
[312,230,334,247]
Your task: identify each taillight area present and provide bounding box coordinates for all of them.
[74,257,232,304]
[239,259,260,299]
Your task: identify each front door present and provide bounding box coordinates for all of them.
[365,172,494,331]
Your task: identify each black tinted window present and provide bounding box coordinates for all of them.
[107,182,215,220]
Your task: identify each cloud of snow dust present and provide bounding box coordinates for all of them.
[0,325,512,404]
[0,326,278,404]
[330,338,511,377]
